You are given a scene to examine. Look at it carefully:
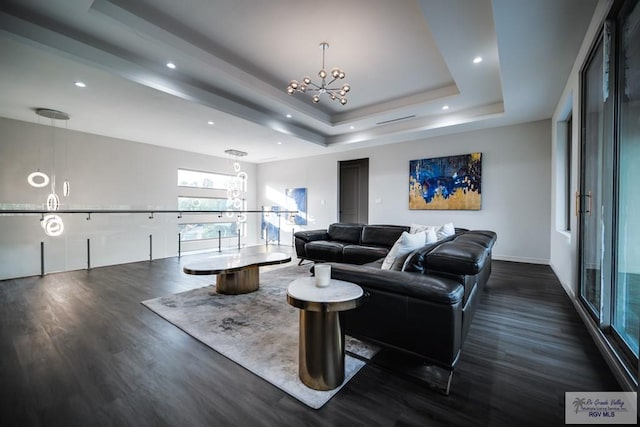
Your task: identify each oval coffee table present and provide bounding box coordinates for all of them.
[286,276,364,390]
[183,252,291,295]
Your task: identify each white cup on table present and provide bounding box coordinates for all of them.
[315,264,331,288]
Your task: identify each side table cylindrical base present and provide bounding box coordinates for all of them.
[298,310,345,390]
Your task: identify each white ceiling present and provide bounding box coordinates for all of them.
[0,0,597,163]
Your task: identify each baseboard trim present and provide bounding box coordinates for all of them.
[492,255,549,265]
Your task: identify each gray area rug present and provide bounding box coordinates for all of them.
[141,263,379,409]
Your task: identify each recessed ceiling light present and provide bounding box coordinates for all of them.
[74,81,86,88]
[349,126,355,130]
[442,105,449,110]
[207,121,215,125]
[473,56,483,64]
[277,141,282,145]
[286,114,292,118]
[166,62,176,69]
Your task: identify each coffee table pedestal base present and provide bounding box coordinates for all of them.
[215,266,259,295]
[298,310,345,391]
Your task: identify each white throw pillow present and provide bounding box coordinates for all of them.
[381,231,426,270]
[381,239,401,270]
[410,222,455,241]
[410,223,432,234]
[424,227,438,244]
[437,222,455,240]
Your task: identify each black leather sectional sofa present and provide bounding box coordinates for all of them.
[294,223,497,394]
[294,223,409,265]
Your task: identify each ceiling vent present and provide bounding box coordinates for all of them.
[375,115,416,126]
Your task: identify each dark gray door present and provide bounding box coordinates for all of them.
[339,158,368,223]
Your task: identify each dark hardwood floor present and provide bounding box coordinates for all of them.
[0,246,619,426]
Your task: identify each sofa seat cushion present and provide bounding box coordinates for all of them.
[305,240,346,262]
[343,245,389,265]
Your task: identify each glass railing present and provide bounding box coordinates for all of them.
[0,208,298,280]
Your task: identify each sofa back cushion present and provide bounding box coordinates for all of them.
[361,225,409,248]
[327,223,364,244]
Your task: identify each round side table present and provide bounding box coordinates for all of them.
[286,276,364,390]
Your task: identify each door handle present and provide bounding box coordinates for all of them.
[577,191,593,216]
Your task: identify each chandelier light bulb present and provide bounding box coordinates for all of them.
[46,193,60,211]
[27,171,50,188]
[340,90,346,96]
[340,98,347,105]
[338,71,345,79]
[342,84,350,93]
[330,93,336,100]
[331,67,340,78]
[319,69,327,79]
[287,87,295,95]
[41,214,64,237]
[289,80,298,89]
[312,95,320,103]
[303,76,311,84]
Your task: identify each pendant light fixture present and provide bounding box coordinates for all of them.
[31,108,70,236]
[286,42,350,105]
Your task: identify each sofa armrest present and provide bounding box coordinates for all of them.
[426,242,489,276]
[404,230,496,276]
[329,263,463,305]
[294,229,329,243]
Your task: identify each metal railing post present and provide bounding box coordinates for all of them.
[40,241,44,277]
[277,213,281,246]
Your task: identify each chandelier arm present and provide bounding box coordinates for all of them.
[306,81,322,90]
[326,77,339,87]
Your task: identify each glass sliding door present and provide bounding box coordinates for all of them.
[613,0,640,357]
[579,35,605,318]
[578,0,639,382]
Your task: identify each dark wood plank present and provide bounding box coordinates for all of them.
[0,247,619,426]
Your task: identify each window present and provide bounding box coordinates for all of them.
[177,168,248,245]
[178,168,234,189]
[612,0,639,358]
[178,222,239,242]
[178,197,232,211]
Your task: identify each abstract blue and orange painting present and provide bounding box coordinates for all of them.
[409,153,482,210]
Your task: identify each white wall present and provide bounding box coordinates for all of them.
[258,119,552,264]
[550,0,612,297]
[0,117,258,280]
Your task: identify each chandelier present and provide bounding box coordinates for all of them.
[286,42,350,105]
[29,108,71,237]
